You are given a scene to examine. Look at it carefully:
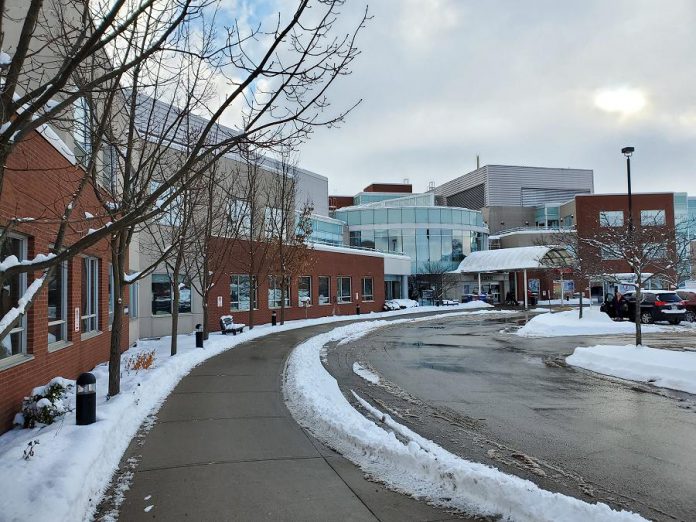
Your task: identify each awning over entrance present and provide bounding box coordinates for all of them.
[449,246,572,309]
[451,246,571,273]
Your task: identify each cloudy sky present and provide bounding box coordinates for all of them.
[235,1,696,197]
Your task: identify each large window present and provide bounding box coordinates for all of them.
[337,276,352,303]
[47,262,68,345]
[230,200,252,236]
[640,209,666,226]
[230,275,256,311]
[599,210,624,227]
[102,144,118,192]
[108,264,114,327]
[81,257,99,333]
[298,276,312,306]
[318,276,330,305]
[362,277,374,301]
[151,274,191,315]
[1,236,27,359]
[73,96,92,159]
[268,276,290,308]
[129,281,139,318]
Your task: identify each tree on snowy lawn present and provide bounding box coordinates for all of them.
[182,162,240,341]
[575,211,691,345]
[534,233,602,319]
[0,0,368,395]
[266,149,316,325]
[419,260,459,303]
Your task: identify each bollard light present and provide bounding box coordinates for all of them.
[271,311,277,326]
[195,323,204,348]
[76,372,96,426]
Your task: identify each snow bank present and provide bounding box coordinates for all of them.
[352,362,380,384]
[516,308,663,337]
[567,345,696,394]
[284,321,644,521]
[0,302,497,522]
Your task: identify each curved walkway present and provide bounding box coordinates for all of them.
[107,319,469,521]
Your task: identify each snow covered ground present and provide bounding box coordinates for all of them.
[516,308,665,337]
[567,345,696,394]
[0,301,495,522]
[284,319,644,522]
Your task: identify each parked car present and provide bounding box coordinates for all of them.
[676,290,696,322]
[617,291,686,325]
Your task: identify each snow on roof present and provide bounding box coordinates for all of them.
[452,246,570,273]
[311,242,411,261]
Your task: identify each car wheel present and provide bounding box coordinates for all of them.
[640,311,653,324]
[686,310,696,323]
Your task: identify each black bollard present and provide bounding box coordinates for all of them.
[76,372,96,425]
[271,311,277,326]
[195,323,204,348]
[356,305,360,315]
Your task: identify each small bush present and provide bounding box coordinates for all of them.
[21,378,73,428]
[125,350,156,372]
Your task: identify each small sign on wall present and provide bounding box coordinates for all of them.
[217,296,223,308]
[74,307,80,332]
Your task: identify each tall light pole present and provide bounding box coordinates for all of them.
[621,146,635,232]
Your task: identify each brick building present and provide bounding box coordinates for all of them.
[0,129,128,431]
[206,239,401,329]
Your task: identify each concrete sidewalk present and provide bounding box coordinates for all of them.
[107,321,468,521]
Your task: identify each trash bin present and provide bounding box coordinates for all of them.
[76,372,96,426]
[195,323,204,348]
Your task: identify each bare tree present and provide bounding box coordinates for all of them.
[419,260,459,303]
[266,150,315,325]
[575,212,690,345]
[183,162,239,341]
[0,0,369,395]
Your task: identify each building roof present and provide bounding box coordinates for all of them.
[452,246,571,273]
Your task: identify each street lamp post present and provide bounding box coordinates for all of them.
[621,146,635,232]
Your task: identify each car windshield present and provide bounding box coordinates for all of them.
[656,293,681,302]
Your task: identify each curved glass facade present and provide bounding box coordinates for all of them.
[334,206,488,273]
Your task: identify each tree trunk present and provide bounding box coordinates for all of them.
[171,273,180,356]
[248,271,255,330]
[280,283,286,325]
[578,287,584,319]
[634,284,642,346]
[108,242,127,397]
[202,301,209,340]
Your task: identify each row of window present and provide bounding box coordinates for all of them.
[334,206,484,227]
[1,234,131,363]
[230,275,374,311]
[599,209,666,228]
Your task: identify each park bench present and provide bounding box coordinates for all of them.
[219,315,245,335]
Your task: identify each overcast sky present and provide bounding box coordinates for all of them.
[240,1,696,197]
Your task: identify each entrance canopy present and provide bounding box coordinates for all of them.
[452,246,571,274]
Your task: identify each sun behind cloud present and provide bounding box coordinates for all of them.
[594,87,647,116]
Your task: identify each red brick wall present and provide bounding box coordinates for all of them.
[575,193,676,276]
[206,239,386,329]
[0,131,128,432]
[362,183,412,193]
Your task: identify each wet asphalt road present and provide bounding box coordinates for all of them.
[326,313,696,522]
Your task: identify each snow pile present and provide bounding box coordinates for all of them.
[567,345,696,394]
[284,322,645,521]
[516,308,663,337]
[0,302,501,522]
[352,362,380,384]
